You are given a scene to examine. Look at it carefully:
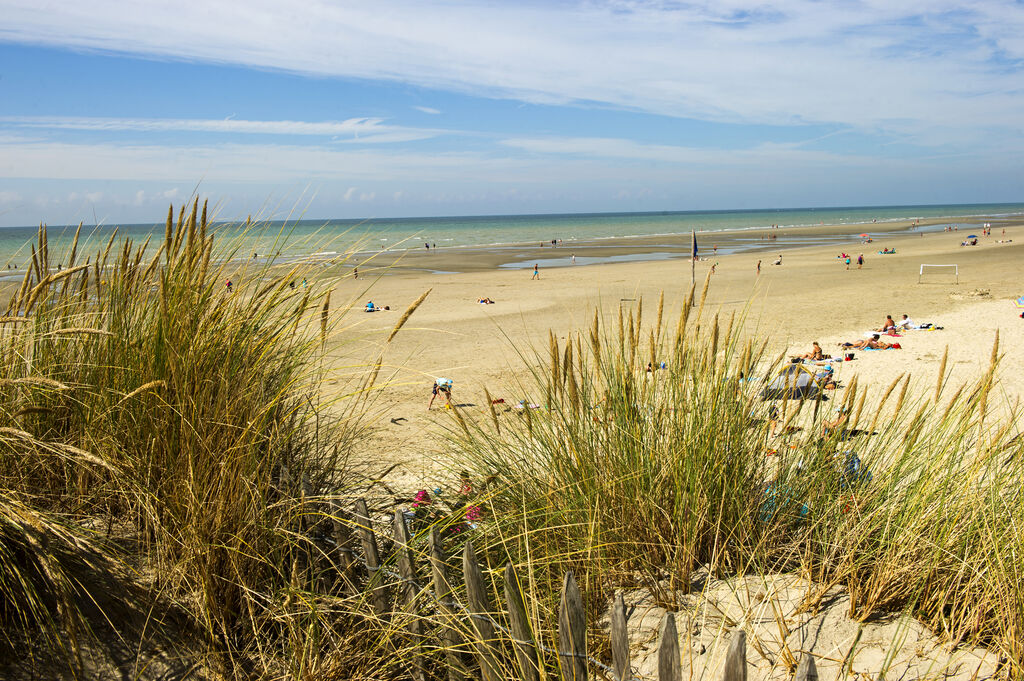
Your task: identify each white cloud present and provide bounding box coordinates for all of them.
[342,187,357,201]
[413,106,441,115]
[2,115,443,144]
[2,0,1024,141]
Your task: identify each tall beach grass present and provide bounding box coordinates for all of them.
[0,202,392,677]
[447,288,1024,676]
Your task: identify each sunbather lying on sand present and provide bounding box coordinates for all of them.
[838,334,899,350]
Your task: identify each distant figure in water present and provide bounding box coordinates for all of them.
[571,254,576,264]
[532,264,540,280]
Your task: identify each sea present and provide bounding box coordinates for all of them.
[1,202,1022,271]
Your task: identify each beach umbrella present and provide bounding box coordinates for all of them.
[967,234,978,239]
[1014,295,1024,309]
[858,233,870,237]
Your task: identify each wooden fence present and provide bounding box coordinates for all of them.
[312,495,821,681]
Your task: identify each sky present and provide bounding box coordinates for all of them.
[1,0,1023,227]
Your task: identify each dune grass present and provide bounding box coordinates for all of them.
[0,202,390,677]
[447,288,1024,676]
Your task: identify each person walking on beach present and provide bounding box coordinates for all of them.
[845,255,851,270]
[531,264,540,280]
[353,267,358,280]
[857,254,864,269]
[756,260,761,275]
[571,254,576,264]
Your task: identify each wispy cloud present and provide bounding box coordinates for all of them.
[413,106,441,115]
[3,0,1024,140]
[2,116,444,143]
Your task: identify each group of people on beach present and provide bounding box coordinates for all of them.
[836,253,865,269]
[836,314,917,350]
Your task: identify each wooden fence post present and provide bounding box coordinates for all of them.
[721,630,746,681]
[657,612,680,681]
[462,541,501,681]
[328,500,361,596]
[353,498,390,618]
[429,530,467,681]
[393,510,426,681]
[794,653,819,681]
[504,562,540,681]
[558,571,587,681]
[610,594,630,681]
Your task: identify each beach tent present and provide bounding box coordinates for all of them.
[760,363,830,400]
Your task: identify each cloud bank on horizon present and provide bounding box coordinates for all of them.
[1,0,1023,226]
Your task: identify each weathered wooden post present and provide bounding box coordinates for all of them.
[393,510,420,622]
[558,572,587,681]
[353,498,389,618]
[429,530,467,681]
[463,541,501,681]
[610,594,630,681]
[657,612,680,681]
[393,509,425,681]
[504,562,540,681]
[794,653,819,681]
[328,500,361,595]
[722,630,746,681]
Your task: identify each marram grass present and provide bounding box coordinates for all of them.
[0,203,396,678]
[448,293,1024,677]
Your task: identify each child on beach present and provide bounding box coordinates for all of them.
[531,264,540,280]
[428,378,454,409]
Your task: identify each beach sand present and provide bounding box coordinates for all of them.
[329,221,1024,490]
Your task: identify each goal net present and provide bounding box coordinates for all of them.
[918,264,958,284]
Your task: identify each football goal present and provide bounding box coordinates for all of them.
[918,264,958,284]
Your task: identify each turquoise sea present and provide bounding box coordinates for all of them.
[1,203,1022,270]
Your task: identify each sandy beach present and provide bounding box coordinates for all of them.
[328,219,1024,489]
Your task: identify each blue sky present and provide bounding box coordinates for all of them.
[1,0,1023,227]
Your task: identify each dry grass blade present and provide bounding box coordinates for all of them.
[386,288,431,343]
[42,327,115,338]
[117,380,167,404]
[0,377,69,390]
